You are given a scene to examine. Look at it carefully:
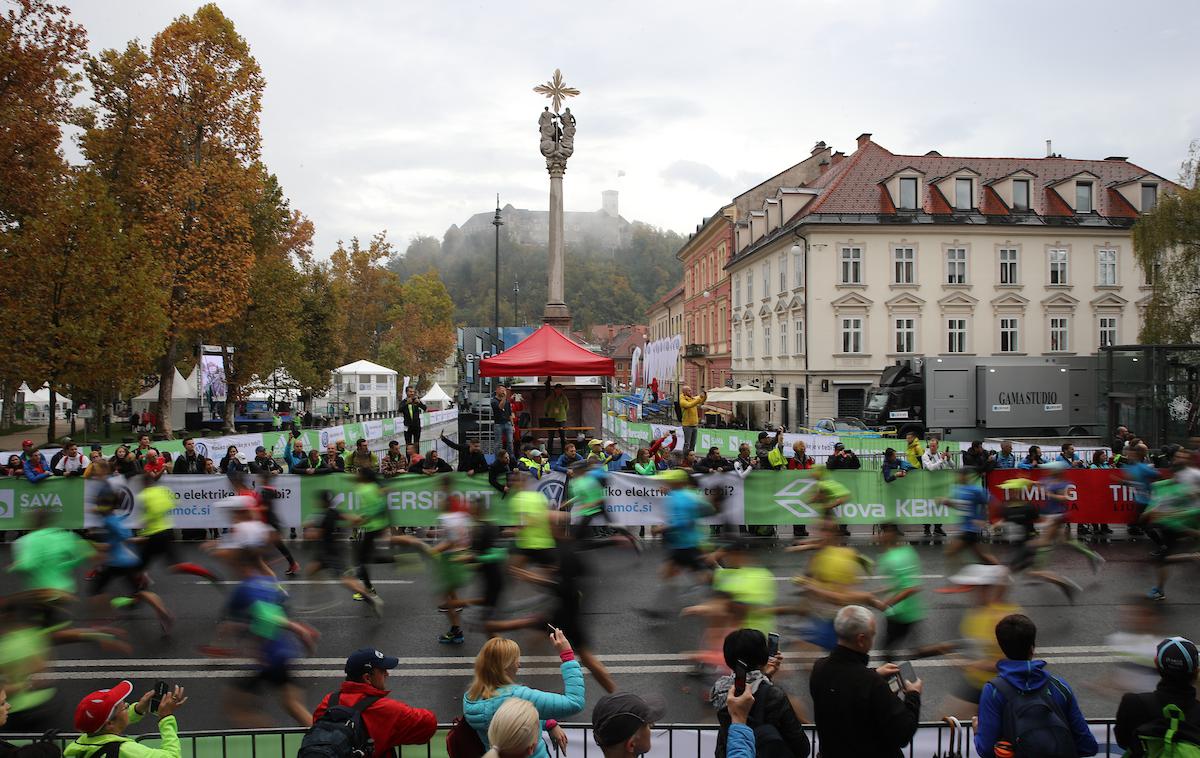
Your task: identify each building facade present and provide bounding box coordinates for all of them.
[646,285,685,398]
[676,207,735,392]
[728,134,1171,428]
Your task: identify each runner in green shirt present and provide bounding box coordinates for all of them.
[711,539,777,634]
[10,509,92,595]
[348,468,390,603]
[873,523,951,660]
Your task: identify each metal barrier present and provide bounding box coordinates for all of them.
[0,718,1126,758]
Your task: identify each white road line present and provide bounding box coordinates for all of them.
[191,579,415,586]
[771,574,945,581]
[42,645,1129,670]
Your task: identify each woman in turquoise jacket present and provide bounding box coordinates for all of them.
[463,629,585,758]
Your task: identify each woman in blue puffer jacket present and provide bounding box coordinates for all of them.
[464,628,585,758]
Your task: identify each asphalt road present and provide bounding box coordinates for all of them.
[0,528,1192,735]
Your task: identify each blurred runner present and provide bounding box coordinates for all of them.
[300,490,381,616]
[943,467,998,569]
[639,469,713,619]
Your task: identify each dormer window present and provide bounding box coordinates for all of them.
[1076,182,1093,213]
[955,178,973,210]
[1012,179,1030,211]
[899,177,918,210]
[1142,183,1158,211]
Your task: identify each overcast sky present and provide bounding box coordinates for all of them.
[65,0,1200,257]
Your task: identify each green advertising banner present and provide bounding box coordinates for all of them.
[744,469,960,524]
[0,476,87,528]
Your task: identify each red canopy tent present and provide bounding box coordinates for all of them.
[480,325,614,377]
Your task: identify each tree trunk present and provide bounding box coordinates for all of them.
[0,377,13,429]
[46,387,57,445]
[157,336,179,439]
[222,345,237,434]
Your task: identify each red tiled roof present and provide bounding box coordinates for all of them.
[1106,188,1139,219]
[925,184,953,215]
[980,185,1010,216]
[787,139,1172,222]
[877,185,896,214]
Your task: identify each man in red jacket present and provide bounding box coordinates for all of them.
[312,648,438,757]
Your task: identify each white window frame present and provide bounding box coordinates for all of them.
[1097,248,1118,286]
[999,317,1019,353]
[763,322,771,356]
[840,246,863,285]
[1049,316,1070,352]
[894,317,915,354]
[1012,179,1030,212]
[840,317,863,354]
[899,177,918,210]
[732,324,741,360]
[1076,182,1093,213]
[999,248,1019,285]
[947,318,967,353]
[1099,316,1118,348]
[792,249,804,288]
[746,271,753,302]
[946,248,967,285]
[955,178,973,210]
[1142,183,1158,211]
[761,262,769,298]
[1049,248,1069,286]
[746,322,754,359]
[779,319,787,354]
[733,274,740,307]
[893,246,915,285]
[793,318,804,354]
[778,254,787,293]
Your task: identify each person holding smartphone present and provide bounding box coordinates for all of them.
[709,628,810,758]
[67,680,188,757]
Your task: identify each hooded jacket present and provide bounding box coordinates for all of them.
[312,680,437,758]
[711,670,809,758]
[974,658,1097,758]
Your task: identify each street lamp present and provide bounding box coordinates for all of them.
[492,195,503,339]
[512,276,520,325]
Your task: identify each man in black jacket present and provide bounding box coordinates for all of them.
[440,433,488,475]
[401,386,426,446]
[810,605,921,758]
[1116,636,1200,758]
[172,437,205,474]
[826,443,861,470]
[488,449,514,498]
[695,446,734,474]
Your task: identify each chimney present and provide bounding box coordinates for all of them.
[811,140,827,157]
[856,133,873,149]
[1045,140,1053,158]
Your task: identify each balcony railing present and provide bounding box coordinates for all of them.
[684,343,708,359]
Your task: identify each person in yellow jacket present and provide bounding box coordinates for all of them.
[679,386,707,454]
[904,431,924,469]
[66,680,188,757]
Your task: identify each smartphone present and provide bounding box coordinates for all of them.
[547,624,558,634]
[733,660,748,696]
[767,632,780,658]
[149,681,169,713]
[898,661,916,684]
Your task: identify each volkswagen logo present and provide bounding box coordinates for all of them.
[113,481,137,518]
[320,430,329,448]
[537,478,565,508]
[194,441,209,459]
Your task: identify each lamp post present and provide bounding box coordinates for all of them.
[492,195,503,339]
[512,276,520,325]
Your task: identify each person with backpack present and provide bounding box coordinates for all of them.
[65,680,187,757]
[809,605,920,758]
[709,629,808,758]
[973,613,1097,758]
[1115,636,1200,758]
[305,648,437,758]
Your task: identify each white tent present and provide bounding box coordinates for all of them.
[17,383,72,419]
[132,368,200,430]
[421,383,453,407]
[705,385,786,403]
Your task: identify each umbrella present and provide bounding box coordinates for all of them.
[704,386,786,403]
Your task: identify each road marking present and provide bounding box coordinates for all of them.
[772,574,945,581]
[191,579,415,586]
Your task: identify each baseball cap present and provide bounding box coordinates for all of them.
[255,445,266,453]
[75,680,133,734]
[602,440,615,448]
[833,442,845,450]
[656,468,690,484]
[528,449,543,457]
[592,692,666,747]
[588,439,603,446]
[20,439,33,447]
[345,647,400,677]
[1156,637,1199,677]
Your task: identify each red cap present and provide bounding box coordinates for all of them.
[74,680,133,734]
[20,439,33,447]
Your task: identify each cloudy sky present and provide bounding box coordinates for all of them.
[65,0,1199,257]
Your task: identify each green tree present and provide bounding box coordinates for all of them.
[1134,139,1200,343]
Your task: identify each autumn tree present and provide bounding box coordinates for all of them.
[328,232,402,363]
[379,270,456,388]
[0,0,87,427]
[130,4,265,438]
[1134,139,1200,343]
[1,170,166,442]
[292,262,342,410]
[210,170,313,432]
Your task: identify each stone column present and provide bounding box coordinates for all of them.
[543,157,571,332]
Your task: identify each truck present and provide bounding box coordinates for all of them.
[861,356,1100,441]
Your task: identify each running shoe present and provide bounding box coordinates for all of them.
[438,629,465,645]
[1089,551,1106,575]
[367,595,384,618]
[1060,578,1081,604]
[352,590,378,602]
[933,526,948,537]
[1149,586,1166,601]
[285,562,301,576]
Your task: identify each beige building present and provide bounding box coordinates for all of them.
[646,285,685,398]
[728,134,1173,428]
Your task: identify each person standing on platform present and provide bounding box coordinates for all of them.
[545,382,570,457]
[679,386,706,454]
[401,386,426,447]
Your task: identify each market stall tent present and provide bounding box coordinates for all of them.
[479,325,614,377]
[132,368,200,430]
[421,383,454,408]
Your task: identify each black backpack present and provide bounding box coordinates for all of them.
[721,683,809,758]
[298,692,383,758]
[991,677,1077,758]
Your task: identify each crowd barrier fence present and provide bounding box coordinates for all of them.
[0,718,1127,758]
